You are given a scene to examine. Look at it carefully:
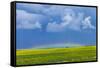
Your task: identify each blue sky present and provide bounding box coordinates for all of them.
[16,3,96,49]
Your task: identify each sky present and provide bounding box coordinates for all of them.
[16,3,96,49]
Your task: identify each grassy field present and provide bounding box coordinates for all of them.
[16,46,96,65]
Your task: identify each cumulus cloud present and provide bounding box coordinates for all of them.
[82,16,95,29]
[17,3,74,18]
[16,4,96,32]
[46,9,76,32]
[46,12,95,32]
[46,22,64,32]
[65,12,84,31]
[16,9,45,29]
[46,12,82,32]
[17,21,42,29]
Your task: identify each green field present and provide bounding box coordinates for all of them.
[16,46,96,65]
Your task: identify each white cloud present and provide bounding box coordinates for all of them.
[61,13,73,26]
[46,12,83,32]
[17,21,42,29]
[16,10,44,29]
[17,3,77,18]
[17,3,45,13]
[16,5,95,31]
[66,12,84,31]
[46,9,77,32]
[82,16,95,29]
[46,22,64,32]
[43,6,66,16]
[46,12,95,32]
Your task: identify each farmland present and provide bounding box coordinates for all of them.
[16,46,96,65]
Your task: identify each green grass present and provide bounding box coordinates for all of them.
[16,46,96,65]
